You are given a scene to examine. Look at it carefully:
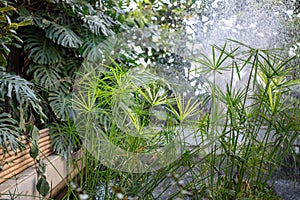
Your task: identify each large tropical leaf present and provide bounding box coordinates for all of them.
[23,29,61,65]
[45,22,82,48]
[0,112,26,153]
[0,69,45,117]
[0,70,37,102]
[79,32,103,58]
[28,64,63,91]
[83,12,116,36]
[49,120,81,158]
[49,90,76,121]
[63,0,96,16]
[63,57,82,79]
[80,33,128,66]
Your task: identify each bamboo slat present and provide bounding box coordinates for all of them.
[0,128,53,184]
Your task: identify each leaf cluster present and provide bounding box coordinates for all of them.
[0,3,31,66]
[18,0,123,125]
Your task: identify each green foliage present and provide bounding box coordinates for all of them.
[123,0,195,29]
[64,0,120,35]
[79,32,103,58]
[67,41,299,199]
[27,64,63,91]
[49,90,76,121]
[0,112,25,153]
[190,42,299,199]
[26,122,50,197]
[24,30,62,65]
[1,0,297,199]
[18,0,123,128]
[83,13,116,36]
[0,68,34,100]
[0,2,49,197]
[0,3,31,66]
[0,67,48,197]
[17,0,195,136]
[36,175,50,197]
[0,68,45,119]
[49,120,81,158]
[29,142,39,159]
[45,21,82,48]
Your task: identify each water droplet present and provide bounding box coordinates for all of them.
[116,193,124,199]
[79,194,89,200]
[202,16,209,22]
[152,35,159,43]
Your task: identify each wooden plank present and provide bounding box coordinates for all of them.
[0,154,77,200]
[0,149,53,183]
[0,128,53,184]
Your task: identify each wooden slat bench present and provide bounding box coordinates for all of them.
[0,128,81,199]
[0,128,53,184]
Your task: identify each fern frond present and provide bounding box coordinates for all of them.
[45,22,82,48]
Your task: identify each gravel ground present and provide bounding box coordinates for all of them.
[94,155,300,199]
[271,156,300,200]
[273,179,300,200]
[151,155,300,200]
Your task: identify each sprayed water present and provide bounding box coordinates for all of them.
[90,0,299,199]
[187,0,298,51]
[173,0,300,116]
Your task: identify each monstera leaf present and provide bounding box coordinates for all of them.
[28,64,63,91]
[49,90,76,121]
[63,57,83,79]
[0,69,37,103]
[79,32,103,58]
[45,22,82,48]
[0,112,26,153]
[23,30,61,65]
[0,69,45,119]
[49,120,81,158]
[83,13,115,36]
